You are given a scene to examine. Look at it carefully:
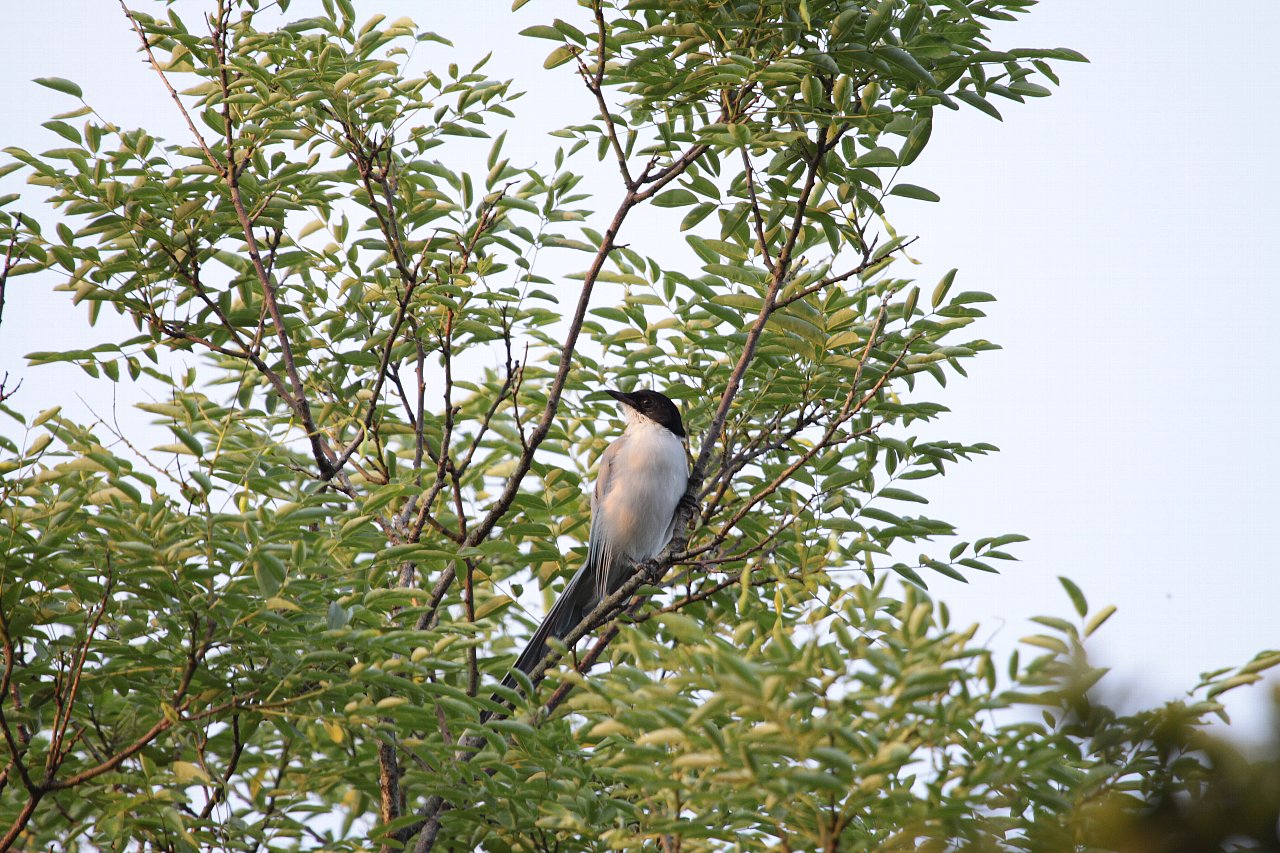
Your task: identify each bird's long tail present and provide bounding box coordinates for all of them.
[501,563,591,692]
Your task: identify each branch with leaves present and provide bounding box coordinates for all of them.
[17,5,1242,853]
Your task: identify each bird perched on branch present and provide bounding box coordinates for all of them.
[505,388,689,688]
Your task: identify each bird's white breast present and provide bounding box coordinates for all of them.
[597,418,688,562]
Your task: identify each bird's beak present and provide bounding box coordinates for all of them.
[605,388,633,407]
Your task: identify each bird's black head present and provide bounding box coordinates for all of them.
[606,388,686,437]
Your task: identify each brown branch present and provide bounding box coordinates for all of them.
[216,48,335,480]
[47,563,114,774]
[376,736,402,853]
[408,310,459,544]
[159,322,253,360]
[511,343,530,453]
[0,228,22,331]
[0,793,43,852]
[327,131,459,484]
[671,493,818,583]
[0,603,35,797]
[387,364,418,431]
[633,143,712,202]
[410,797,449,853]
[324,270,422,479]
[464,558,479,698]
[741,148,775,273]
[700,403,816,521]
[0,703,33,797]
[0,375,20,407]
[151,242,311,416]
[198,714,245,820]
[454,374,514,480]
[399,191,510,543]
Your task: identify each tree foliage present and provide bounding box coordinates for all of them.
[0,1,1274,850]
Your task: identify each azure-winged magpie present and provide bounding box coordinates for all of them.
[506,388,688,685]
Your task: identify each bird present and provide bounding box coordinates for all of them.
[504,388,689,689]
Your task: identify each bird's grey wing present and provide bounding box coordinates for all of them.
[587,436,627,601]
[663,452,691,544]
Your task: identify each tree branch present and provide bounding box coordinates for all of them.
[124,1,339,480]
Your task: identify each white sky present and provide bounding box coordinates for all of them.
[2,1,1277,742]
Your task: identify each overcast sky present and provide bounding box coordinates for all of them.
[2,1,1277,740]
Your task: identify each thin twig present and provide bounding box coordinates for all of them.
[581,2,633,189]
[741,148,775,273]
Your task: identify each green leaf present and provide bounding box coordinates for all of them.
[543,45,576,69]
[801,75,822,109]
[254,553,285,597]
[889,183,940,202]
[715,292,762,312]
[475,595,513,620]
[931,268,957,308]
[173,761,211,784]
[956,90,1003,120]
[519,25,562,41]
[32,406,62,427]
[1009,81,1053,98]
[171,427,204,457]
[952,291,996,305]
[898,116,932,166]
[892,564,928,588]
[680,202,717,231]
[827,330,862,349]
[651,189,698,208]
[878,487,927,504]
[866,0,897,41]
[33,77,83,99]
[552,19,586,45]
[1085,604,1117,638]
[877,46,935,88]
[855,147,899,168]
[924,559,967,583]
[1058,576,1088,618]
[901,285,919,322]
[657,612,705,644]
[41,121,81,145]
